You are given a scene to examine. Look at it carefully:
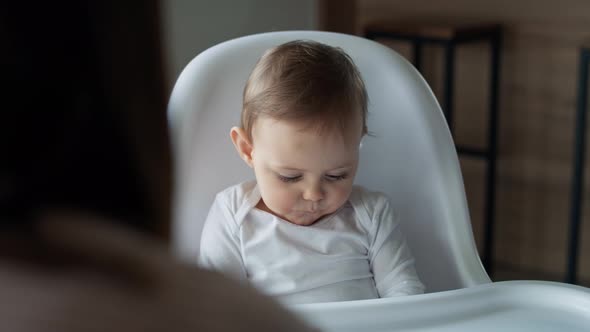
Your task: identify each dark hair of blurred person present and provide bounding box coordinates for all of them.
[0,1,315,331]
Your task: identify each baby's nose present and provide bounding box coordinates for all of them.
[302,184,324,202]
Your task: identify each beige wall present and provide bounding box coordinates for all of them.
[161,0,318,91]
[323,0,590,284]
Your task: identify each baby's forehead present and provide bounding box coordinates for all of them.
[251,104,363,133]
[252,116,363,146]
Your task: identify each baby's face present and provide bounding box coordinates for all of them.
[250,116,362,226]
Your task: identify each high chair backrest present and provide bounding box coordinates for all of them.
[168,31,491,293]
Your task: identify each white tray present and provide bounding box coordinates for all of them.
[292,281,590,331]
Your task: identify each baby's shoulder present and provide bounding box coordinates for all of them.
[214,180,258,217]
[348,186,397,232]
[349,185,391,211]
[216,180,256,201]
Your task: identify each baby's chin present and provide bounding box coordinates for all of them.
[259,200,338,226]
[284,210,331,226]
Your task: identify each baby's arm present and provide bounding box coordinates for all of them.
[198,194,248,282]
[368,196,425,297]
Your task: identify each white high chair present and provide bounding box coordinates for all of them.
[167,31,491,294]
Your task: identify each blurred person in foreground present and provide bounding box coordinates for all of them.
[0,1,315,331]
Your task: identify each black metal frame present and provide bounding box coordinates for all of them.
[365,27,503,275]
[567,47,590,284]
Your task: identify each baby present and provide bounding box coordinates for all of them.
[199,40,425,304]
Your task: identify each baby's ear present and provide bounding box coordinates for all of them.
[230,127,254,168]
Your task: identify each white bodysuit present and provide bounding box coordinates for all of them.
[199,181,424,304]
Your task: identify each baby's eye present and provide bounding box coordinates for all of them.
[325,173,348,182]
[277,174,302,183]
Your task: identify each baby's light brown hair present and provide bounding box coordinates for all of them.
[242,40,368,140]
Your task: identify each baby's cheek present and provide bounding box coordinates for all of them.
[276,190,298,211]
[264,186,295,212]
[334,185,353,206]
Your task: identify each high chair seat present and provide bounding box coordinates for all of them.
[167,30,491,293]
